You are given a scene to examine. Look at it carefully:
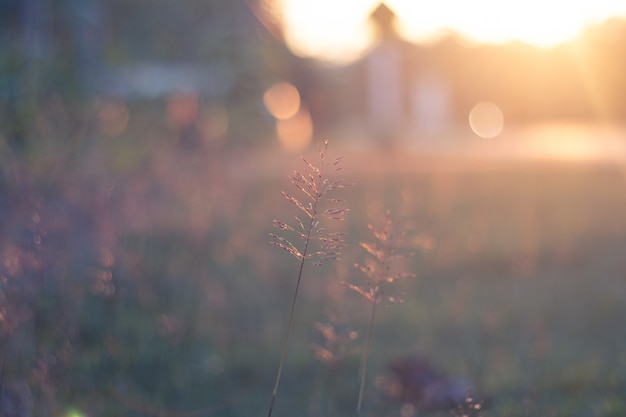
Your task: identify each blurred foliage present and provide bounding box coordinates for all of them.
[0,0,285,150]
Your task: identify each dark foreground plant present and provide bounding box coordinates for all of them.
[267,141,350,417]
[345,211,415,417]
[454,392,484,417]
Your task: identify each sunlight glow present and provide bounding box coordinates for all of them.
[278,0,378,63]
[277,0,626,62]
[522,122,622,160]
[391,0,616,47]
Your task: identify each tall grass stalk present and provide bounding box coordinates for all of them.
[345,211,415,417]
[355,291,377,416]
[267,141,350,417]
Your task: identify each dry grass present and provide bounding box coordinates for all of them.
[267,141,351,417]
[344,210,416,416]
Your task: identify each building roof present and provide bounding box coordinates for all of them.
[369,2,398,39]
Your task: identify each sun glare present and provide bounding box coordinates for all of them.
[277,0,626,62]
[278,0,379,63]
[392,0,608,47]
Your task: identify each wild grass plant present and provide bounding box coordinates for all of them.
[267,146,481,417]
[267,141,351,417]
[345,210,415,416]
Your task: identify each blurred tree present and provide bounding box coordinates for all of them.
[97,0,287,145]
[0,0,288,150]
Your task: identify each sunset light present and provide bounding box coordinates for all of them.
[278,0,378,62]
[276,0,626,62]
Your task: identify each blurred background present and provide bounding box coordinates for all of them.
[2,0,626,416]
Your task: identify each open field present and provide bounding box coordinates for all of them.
[2,133,626,416]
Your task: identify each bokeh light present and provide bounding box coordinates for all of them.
[263,82,301,120]
[468,101,504,138]
[276,107,313,151]
[167,92,199,129]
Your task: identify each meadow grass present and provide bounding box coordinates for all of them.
[2,122,626,417]
[267,141,350,416]
[343,210,415,416]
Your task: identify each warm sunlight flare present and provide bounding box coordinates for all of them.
[277,0,626,62]
[278,0,378,63]
[521,122,624,160]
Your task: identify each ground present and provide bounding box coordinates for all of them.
[2,125,626,416]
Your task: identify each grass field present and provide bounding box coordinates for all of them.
[2,134,626,416]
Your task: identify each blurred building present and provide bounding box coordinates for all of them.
[3,0,626,150]
[267,2,626,147]
[362,3,452,145]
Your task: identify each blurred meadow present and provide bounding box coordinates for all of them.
[2,1,626,417]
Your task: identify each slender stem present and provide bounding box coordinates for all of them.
[267,198,319,417]
[356,295,378,417]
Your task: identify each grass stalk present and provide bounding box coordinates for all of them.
[355,295,378,417]
[267,209,317,417]
[267,141,349,417]
[346,211,415,417]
